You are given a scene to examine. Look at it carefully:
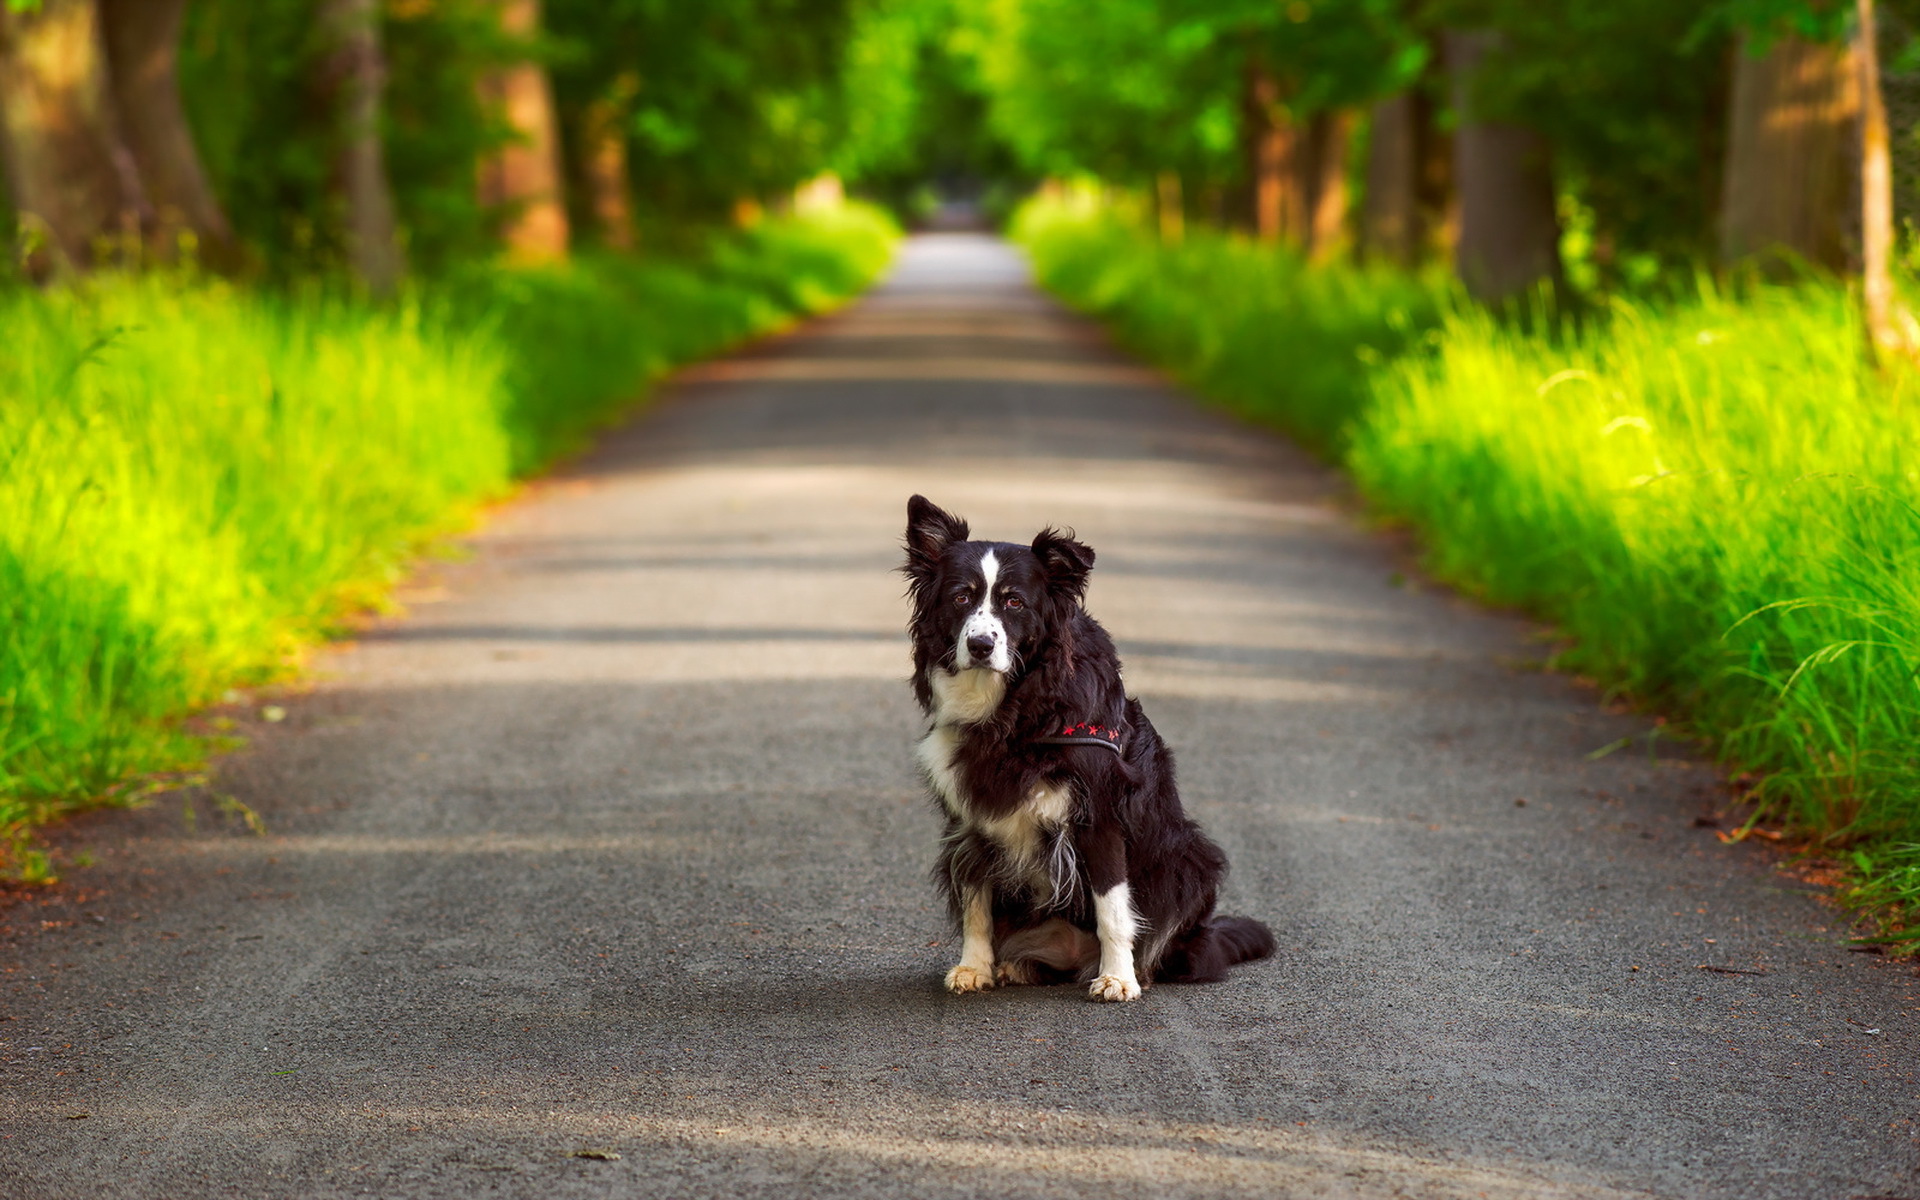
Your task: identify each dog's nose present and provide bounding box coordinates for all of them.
[965,633,996,659]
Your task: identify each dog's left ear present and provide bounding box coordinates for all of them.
[1031,527,1095,603]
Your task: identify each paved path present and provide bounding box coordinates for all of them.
[5,235,1918,1199]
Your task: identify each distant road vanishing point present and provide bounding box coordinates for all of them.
[3,234,1916,1199]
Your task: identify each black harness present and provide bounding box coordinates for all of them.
[1030,722,1125,757]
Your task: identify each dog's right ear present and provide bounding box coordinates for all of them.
[1031,526,1095,604]
[903,495,969,585]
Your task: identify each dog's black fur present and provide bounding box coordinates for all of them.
[901,494,1274,1000]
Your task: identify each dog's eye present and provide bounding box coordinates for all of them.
[953,591,972,607]
[1003,595,1024,610]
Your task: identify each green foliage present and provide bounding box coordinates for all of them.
[837,0,1028,220]
[545,0,858,221]
[1714,0,1854,44]
[1442,1,1734,273]
[1020,195,1920,927]
[179,0,508,276]
[0,205,897,870]
[976,0,1417,188]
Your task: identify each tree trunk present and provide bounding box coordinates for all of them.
[1364,95,1449,265]
[98,0,238,270]
[1720,31,1857,271]
[1364,59,1455,268]
[1417,44,1459,260]
[0,0,149,277]
[1363,92,1418,265]
[1447,31,1560,303]
[319,0,403,293]
[1306,109,1354,264]
[1245,59,1303,246]
[578,72,635,252]
[1855,0,1920,364]
[1155,170,1183,243]
[476,0,568,263]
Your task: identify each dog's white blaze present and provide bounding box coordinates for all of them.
[956,549,1012,673]
[1092,882,1142,1000]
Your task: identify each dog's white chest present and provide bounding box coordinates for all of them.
[918,723,1073,883]
[916,666,1075,892]
[976,782,1073,863]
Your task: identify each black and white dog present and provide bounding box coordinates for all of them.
[901,495,1274,1002]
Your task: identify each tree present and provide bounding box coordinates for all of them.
[1855,0,1920,363]
[976,0,1413,249]
[545,0,857,226]
[1243,54,1300,243]
[1360,53,1452,268]
[317,0,403,292]
[1447,29,1559,301]
[0,0,149,275]
[1721,28,1857,270]
[577,71,636,250]
[99,0,238,269]
[1425,0,1734,281]
[476,0,568,262]
[1305,107,1355,261]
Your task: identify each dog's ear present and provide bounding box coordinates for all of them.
[1031,526,1095,604]
[903,495,969,585]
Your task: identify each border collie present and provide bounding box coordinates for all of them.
[901,495,1274,1002]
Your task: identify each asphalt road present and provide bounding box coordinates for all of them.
[4,234,1917,1199]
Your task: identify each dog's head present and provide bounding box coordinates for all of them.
[901,494,1095,681]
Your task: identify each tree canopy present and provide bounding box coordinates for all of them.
[0,0,1911,294]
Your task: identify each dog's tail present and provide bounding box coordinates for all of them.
[1155,915,1277,985]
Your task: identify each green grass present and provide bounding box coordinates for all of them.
[1012,198,1446,456]
[1015,195,1920,933]
[0,204,897,873]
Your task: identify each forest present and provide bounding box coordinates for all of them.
[7,0,1920,930]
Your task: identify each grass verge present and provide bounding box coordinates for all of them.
[0,204,897,877]
[1014,195,1920,934]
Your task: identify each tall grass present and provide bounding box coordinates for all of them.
[0,205,897,868]
[1016,195,1920,926]
[1013,200,1445,455]
[1355,287,1920,845]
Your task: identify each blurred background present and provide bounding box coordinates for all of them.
[2,0,1007,284]
[0,0,1911,294]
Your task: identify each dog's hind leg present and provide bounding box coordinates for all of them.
[944,886,996,994]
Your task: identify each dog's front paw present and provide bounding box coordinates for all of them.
[945,963,995,994]
[1088,973,1142,1002]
